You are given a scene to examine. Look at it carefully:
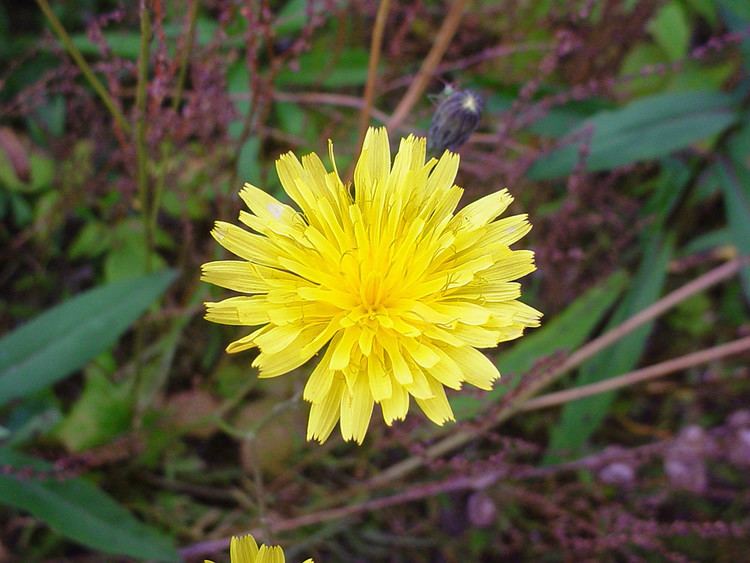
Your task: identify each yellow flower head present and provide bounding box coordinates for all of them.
[202,127,541,444]
[204,534,313,563]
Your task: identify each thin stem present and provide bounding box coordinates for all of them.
[135,1,152,271]
[355,0,391,151]
[35,0,131,137]
[248,438,273,543]
[271,91,393,125]
[370,257,746,486]
[132,2,153,398]
[521,336,750,411]
[151,0,200,239]
[171,0,198,112]
[386,0,468,130]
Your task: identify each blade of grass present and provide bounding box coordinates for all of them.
[544,235,673,463]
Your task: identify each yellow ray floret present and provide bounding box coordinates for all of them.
[204,534,313,563]
[202,127,542,444]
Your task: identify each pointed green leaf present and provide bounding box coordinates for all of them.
[545,237,673,463]
[0,270,176,406]
[0,448,178,561]
[528,91,738,180]
[717,158,750,302]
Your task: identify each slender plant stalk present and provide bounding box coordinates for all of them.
[386,0,468,130]
[132,2,153,401]
[248,438,273,544]
[272,91,393,125]
[150,0,200,238]
[35,0,131,138]
[370,257,746,486]
[135,1,153,271]
[355,0,391,152]
[521,335,750,411]
[171,0,199,113]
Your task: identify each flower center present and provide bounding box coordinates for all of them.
[359,271,385,312]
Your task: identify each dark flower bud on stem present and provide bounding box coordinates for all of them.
[428,87,484,154]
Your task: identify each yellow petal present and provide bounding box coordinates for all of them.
[230,535,259,563]
[204,296,269,326]
[381,379,409,425]
[449,346,500,390]
[429,346,464,390]
[211,221,279,267]
[367,353,392,402]
[307,376,345,443]
[330,329,359,371]
[402,338,440,369]
[303,345,335,403]
[415,376,455,425]
[340,372,374,444]
[257,544,285,563]
[450,189,513,232]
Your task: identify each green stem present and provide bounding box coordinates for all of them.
[171,0,198,113]
[35,0,131,138]
[132,2,153,400]
[135,1,152,272]
[150,0,199,238]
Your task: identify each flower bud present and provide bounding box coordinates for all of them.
[427,88,484,154]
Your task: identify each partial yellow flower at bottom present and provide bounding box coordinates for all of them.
[202,127,541,444]
[205,534,313,563]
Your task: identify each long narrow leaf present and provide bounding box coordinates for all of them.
[0,270,176,406]
[717,159,750,302]
[528,91,738,180]
[544,237,673,463]
[0,448,178,561]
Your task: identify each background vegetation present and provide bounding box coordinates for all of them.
[1,0,750,560]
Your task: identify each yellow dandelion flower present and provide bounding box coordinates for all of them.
[202,127,541,444]
[204,534,313,563]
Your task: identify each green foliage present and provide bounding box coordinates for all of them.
[648,2,690,61]
[529,91,738,179]
[4,1,750,559]
[545,237,674,463]
[275,47,371,87]
[0,449,179,561]
[719,121,750,303]
[55,369,132,452]
[104,220,167,282]
[0,271,176,406]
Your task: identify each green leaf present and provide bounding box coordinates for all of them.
[544,237,673,463]
[685,0,718,26]
[648,2,690,61]
[55,370,132,452]
[69,221,112,260]
[275,48,370,88]
[69,32,142,59]
[274,0,347,35]
[237,137,261,183]
[452,271,628,420]
[0,270,176,406]
[642,157,691,230]
[0,448,178,561]
[528,91,738,180]
[227,63,252,139]
[104,220,166,282]
[716,158,750,302]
